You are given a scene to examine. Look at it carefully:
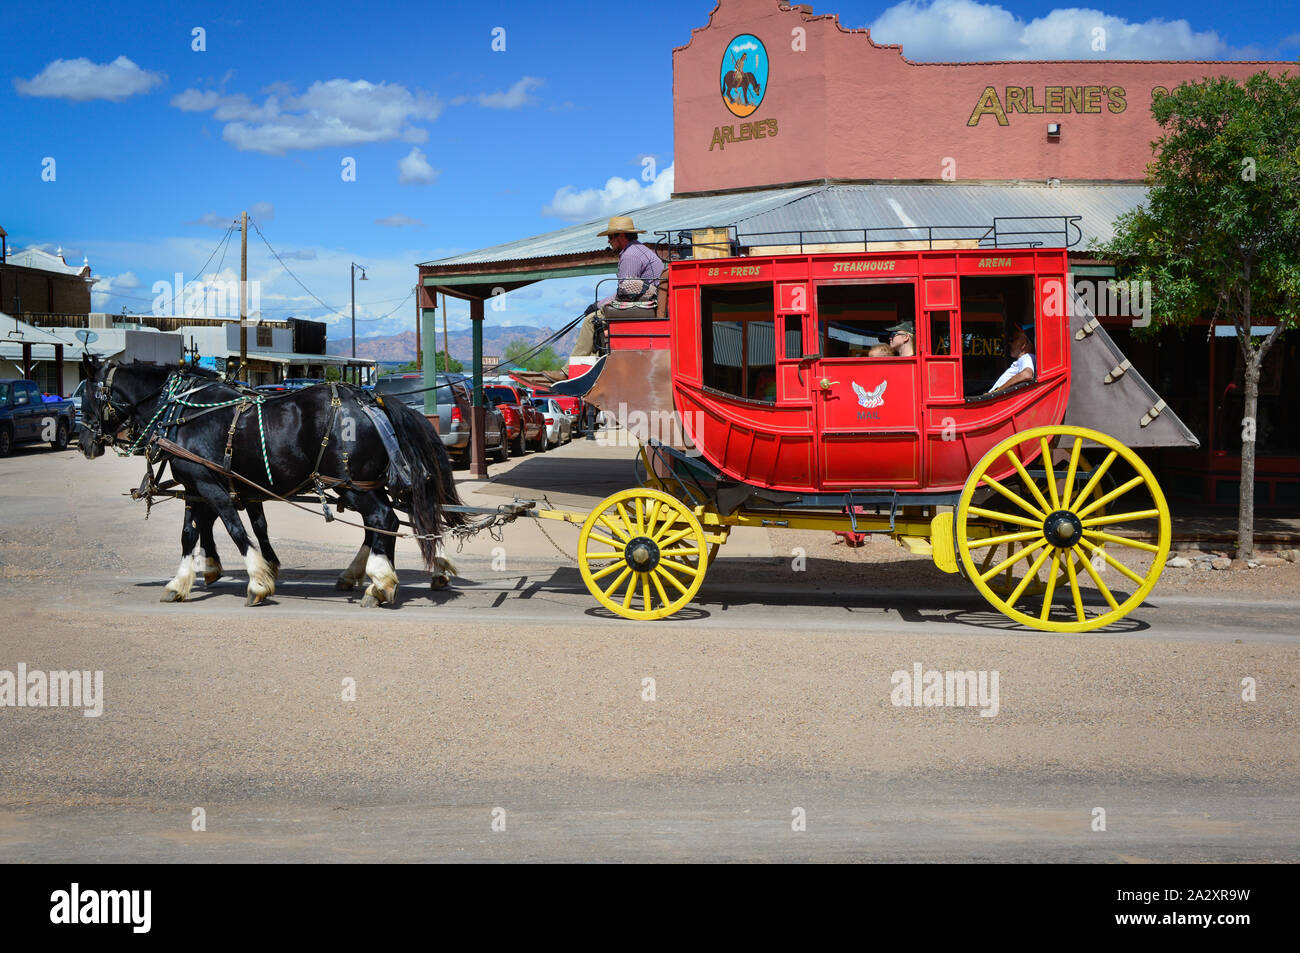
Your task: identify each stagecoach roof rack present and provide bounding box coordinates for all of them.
[652,214,1084,260]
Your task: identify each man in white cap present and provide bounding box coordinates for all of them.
[573,215,664,356]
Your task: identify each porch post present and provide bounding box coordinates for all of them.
[471,297,487,478]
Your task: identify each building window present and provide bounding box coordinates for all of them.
[256,325,272,348]
[702,283,776,402]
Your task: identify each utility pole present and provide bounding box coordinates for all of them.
[239,210,248,378]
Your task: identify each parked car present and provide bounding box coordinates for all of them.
[0,380,77,456]
[282,377,324,390]
[255,383,292,395]
[484,383,546,454]
[70,378,86,424]
[534,392,588,435]
[375,373,507,464]
[531,397,573,446]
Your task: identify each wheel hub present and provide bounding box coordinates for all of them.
[1042,510,1084,549]
[623,536,660,572]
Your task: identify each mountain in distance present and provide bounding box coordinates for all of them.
[326,325,578,364]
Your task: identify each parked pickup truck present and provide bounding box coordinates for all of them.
[0,380,77,456]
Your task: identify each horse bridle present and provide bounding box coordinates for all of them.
[87,364,149,450]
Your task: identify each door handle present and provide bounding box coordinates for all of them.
[818,378,839,391]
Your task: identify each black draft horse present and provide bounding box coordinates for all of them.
[78,354,464,607]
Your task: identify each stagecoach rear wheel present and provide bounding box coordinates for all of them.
[955,425,1171,633]
[577,488,709,621]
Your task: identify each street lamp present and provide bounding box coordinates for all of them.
[350,262,368,359]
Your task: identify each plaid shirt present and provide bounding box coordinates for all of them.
[599,240,664,308]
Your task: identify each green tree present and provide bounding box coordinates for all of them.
[434,350,463,372]
[503,338,563,371]
[1100,70,1300,558]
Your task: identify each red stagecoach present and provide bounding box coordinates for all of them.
[554,217,1196,630]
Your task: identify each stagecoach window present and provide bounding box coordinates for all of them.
[929,312,952,356]
[784,315,804,359]
[816,282,916,358]
[959,277,1035,396]
[701,283,777,402]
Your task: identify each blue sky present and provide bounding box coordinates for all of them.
[4,0,1297,342]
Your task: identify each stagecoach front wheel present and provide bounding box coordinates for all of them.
[578,488,709,621]
[956,425,1171,633]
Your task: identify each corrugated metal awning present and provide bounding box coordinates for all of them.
[418,183,1148,279]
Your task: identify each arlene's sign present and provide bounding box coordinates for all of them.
[967,84,1176,126]
[711,33,779,151]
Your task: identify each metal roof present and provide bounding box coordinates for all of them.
[418,186,824,268]
[418,183,1148,273]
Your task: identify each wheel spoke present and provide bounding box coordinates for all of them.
[650,570,671,607]
[1040,438,1060,510]
[1076,475,1146,520]
[658,566,690,595]
[590,560,626,581]
[1007,546,1052,605]
[602,566,632,600]
[655,525,695,547]
[1078,545,1121,611]
[585,551,625,560]
[1060,437,1083,508]
[586,531,625,551]
[1081,509,1160,527]
[968,506,1043,530]
[642,574,652,612]
[1082,529,1159,553]
[981,473,1045,520]
[598,513,630,542]
[1064,551,1086,622]
[1070,450,1117,512]
[659,558,700,579]
[1039,551,1061,621]
[615,502,636,540]
[622,573,637,610]
[1006,451,1053,515]
[968,529,1043,550]
[980,539,1048,583]
[658,546,704,558]
[644,499,662,539]
[1078,539,1147,585]
[634,498,645,537]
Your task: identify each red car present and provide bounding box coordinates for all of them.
[484,384,547,454]
[533,392,588,434]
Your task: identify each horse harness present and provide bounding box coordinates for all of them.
[101,372,384,516]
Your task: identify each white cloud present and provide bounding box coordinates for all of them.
[397,147,439,185]
[454,76,544,109]
[250,201,274,221]
[375,214,426,227]
[869,1,1235,61]
[277,248,316,261]
[14,56,164,102]
[543,163,675,221]
[90,272,142,302]
[172,79,442,154]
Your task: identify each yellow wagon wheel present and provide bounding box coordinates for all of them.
[578,488,709,620]
[956,425,1171,633]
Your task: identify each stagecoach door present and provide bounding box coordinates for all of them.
[810,280,922,489]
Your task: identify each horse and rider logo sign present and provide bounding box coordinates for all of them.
[721,34,767,117]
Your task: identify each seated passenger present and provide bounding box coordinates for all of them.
[867,344,893,357]
[990,326,1035,392]
[886,320,915,356]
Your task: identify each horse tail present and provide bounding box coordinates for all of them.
[376,395,466,570]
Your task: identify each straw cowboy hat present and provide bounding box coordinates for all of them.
[597,215,645,237]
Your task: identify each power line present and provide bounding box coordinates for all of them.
[250,218,350,318]
[354,286,415,322]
